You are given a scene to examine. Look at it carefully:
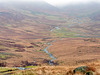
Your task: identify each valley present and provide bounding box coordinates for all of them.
[0,1,100,75]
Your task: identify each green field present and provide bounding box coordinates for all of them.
[51,28,80,38]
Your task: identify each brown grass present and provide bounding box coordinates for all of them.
[48,38,100,66]
[12,61,100,75]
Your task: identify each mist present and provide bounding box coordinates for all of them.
[0,0,100,6]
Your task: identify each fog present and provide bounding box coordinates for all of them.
[0,0,100,6]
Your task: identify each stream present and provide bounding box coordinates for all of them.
[44,40,56,65]
[16,40,56,70]
[16,27,59,70]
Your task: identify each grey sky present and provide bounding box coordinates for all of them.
[0,0,100,6]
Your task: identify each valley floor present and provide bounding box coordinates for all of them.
[48,38,100,66]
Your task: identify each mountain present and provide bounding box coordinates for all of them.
[1,1,60,14]
[62,2,100,16]
[0,1,62,39]
[61,2,100,37]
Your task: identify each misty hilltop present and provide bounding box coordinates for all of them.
[0,1,100,39]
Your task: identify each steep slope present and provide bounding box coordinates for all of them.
[0,1,60,39]
[62,2,100,16]
[61,2,100,37]
[3,1,60,15]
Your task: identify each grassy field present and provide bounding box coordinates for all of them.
[51,28,80,38]
[0,61,100,75]
[47,38,100,66]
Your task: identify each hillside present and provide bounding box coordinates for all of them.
[61,2,100,37]
[0,1,67,40]
[0,2,100,39]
